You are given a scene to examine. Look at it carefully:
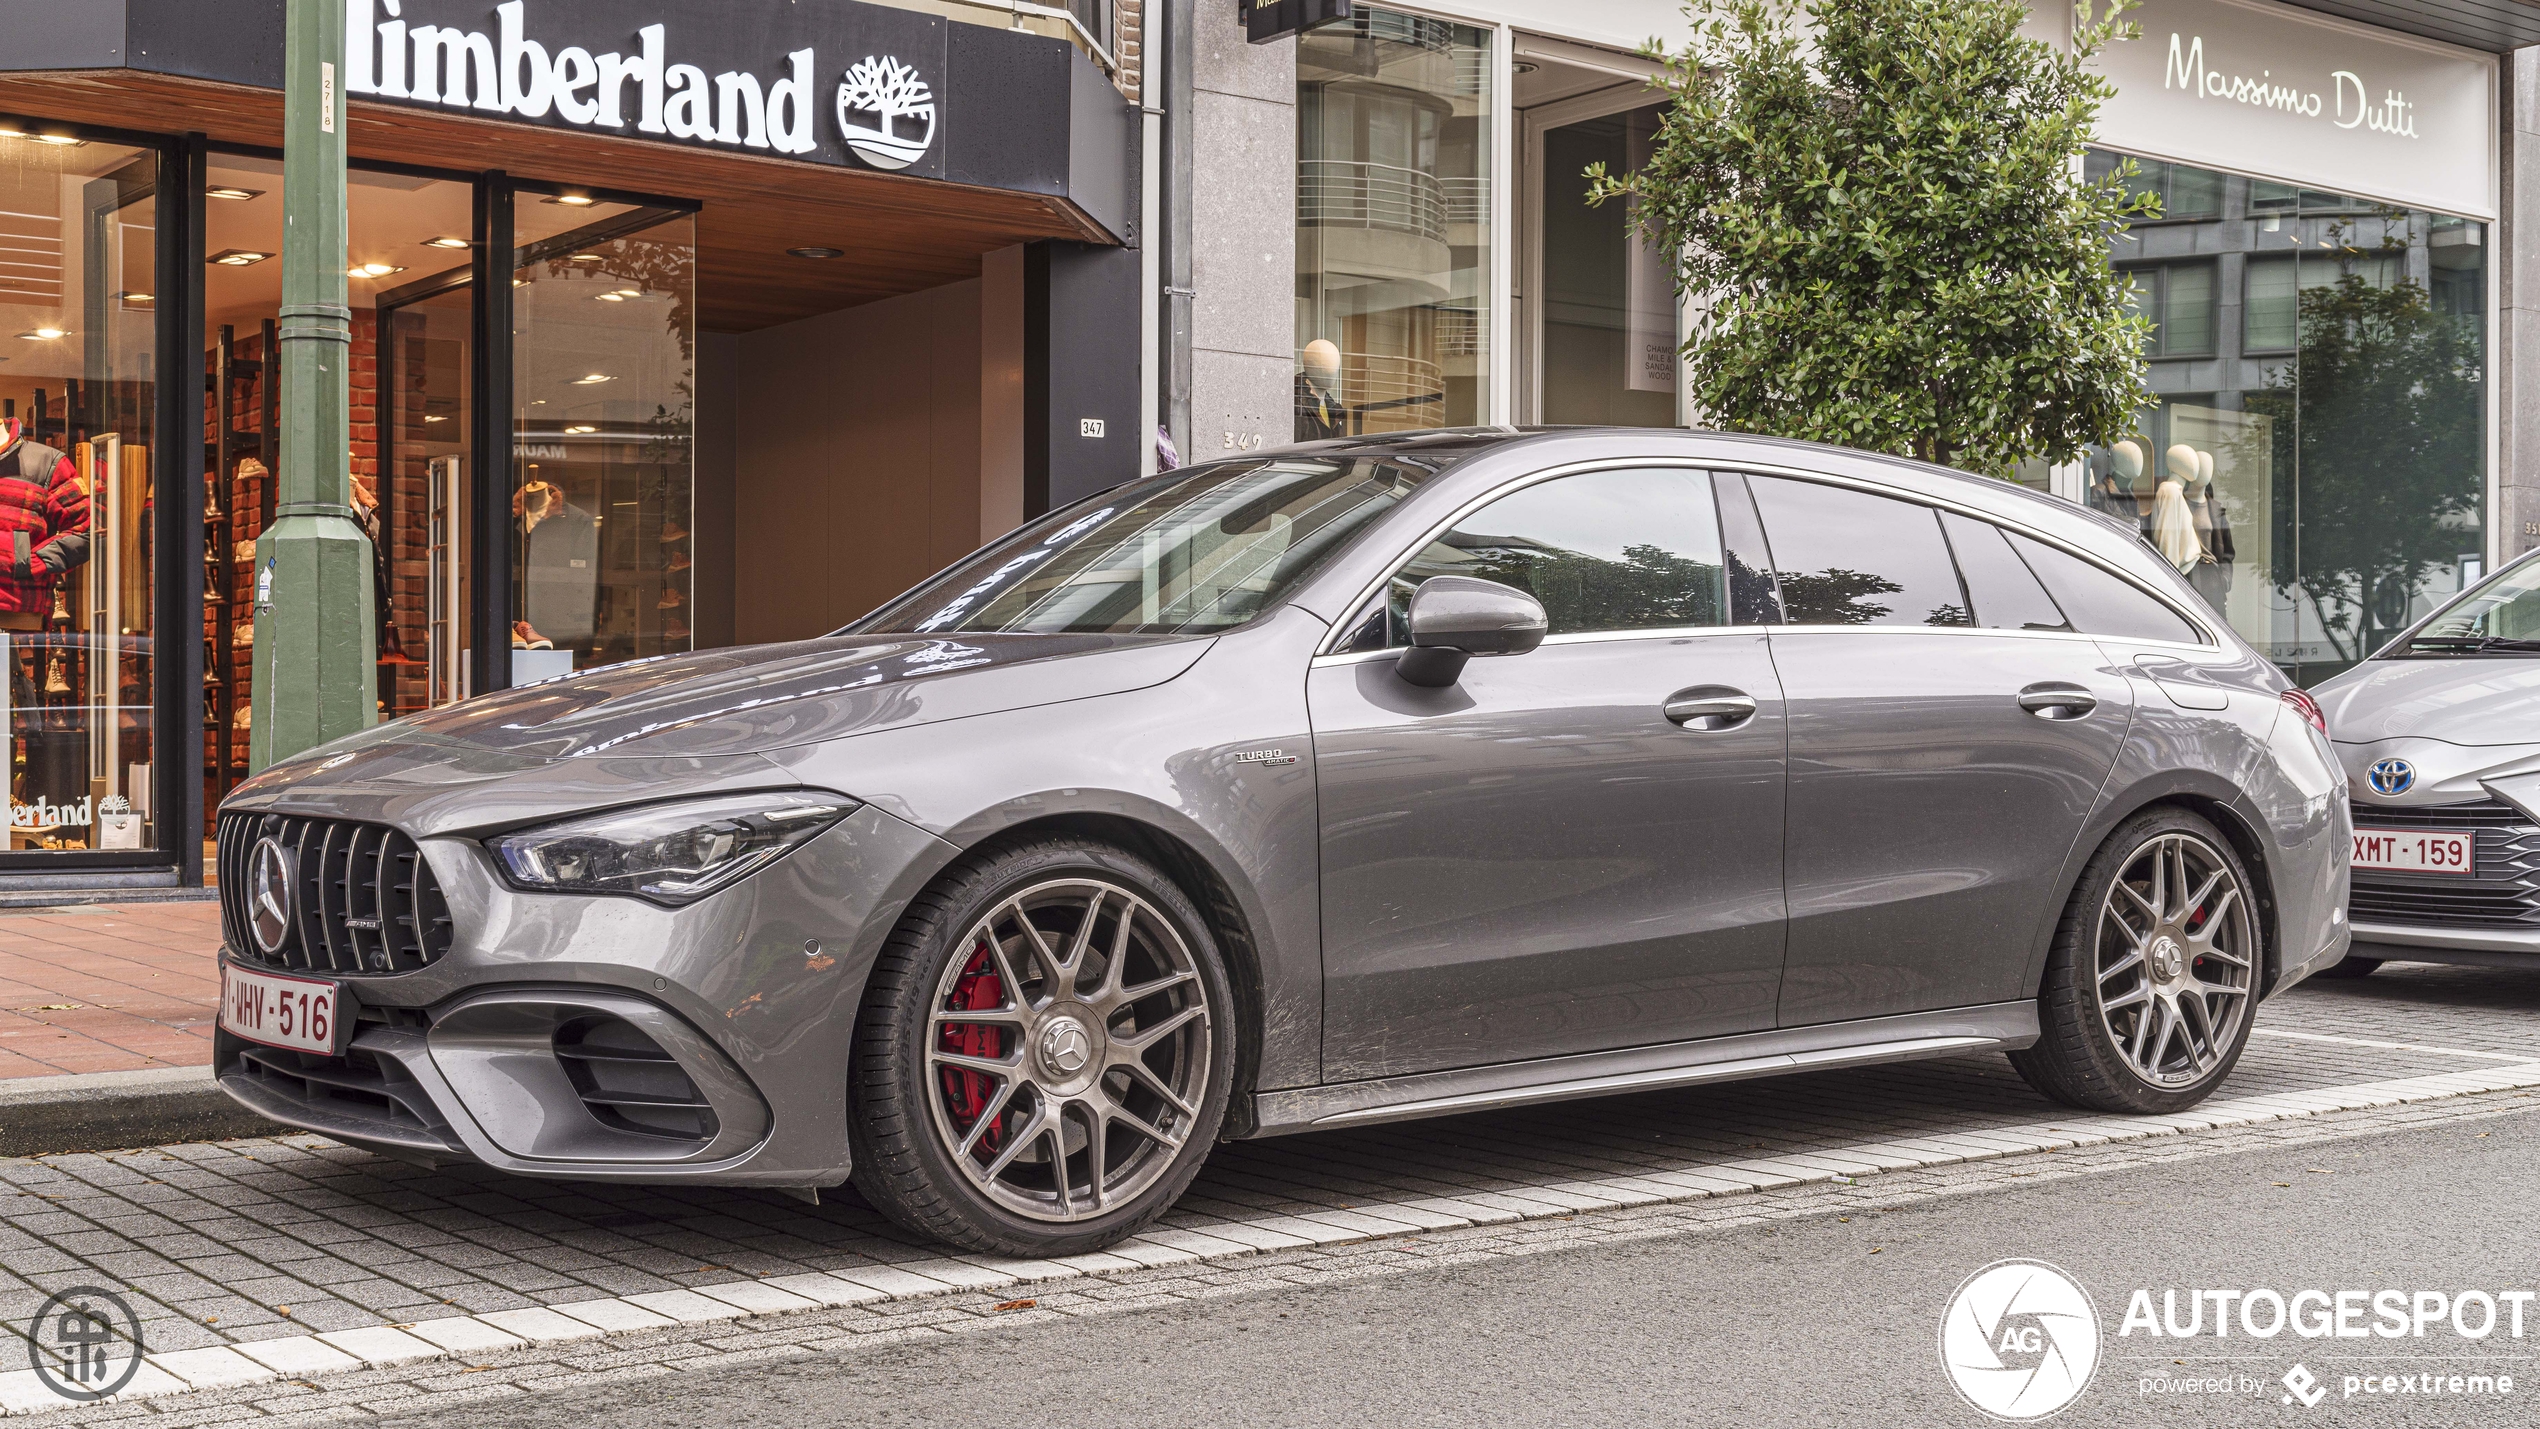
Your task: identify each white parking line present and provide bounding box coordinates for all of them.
[2249,1026,2540,1061]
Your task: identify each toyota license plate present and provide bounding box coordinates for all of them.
[2352,829,2474,876]
[220,963,343,1055]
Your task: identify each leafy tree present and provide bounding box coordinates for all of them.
[1586,0,2154,474]
[2243,257,2484,666]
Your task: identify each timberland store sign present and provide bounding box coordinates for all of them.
[2084,0,2495,220]
[344,0,956,179]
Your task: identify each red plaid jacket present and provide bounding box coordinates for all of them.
[0,419,89,616]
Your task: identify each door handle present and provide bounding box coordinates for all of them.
[2018,683,2097,719]
[1664,690,1758,731]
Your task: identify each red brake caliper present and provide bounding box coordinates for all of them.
[940,942,1007,1158]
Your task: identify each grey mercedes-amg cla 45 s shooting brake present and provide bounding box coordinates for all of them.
[213,429,2351,1256]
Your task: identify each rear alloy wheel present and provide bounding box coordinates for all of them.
[2012,810,2258,1114]
[851,841,1233,1254]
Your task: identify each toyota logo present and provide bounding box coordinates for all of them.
[246,837,296,955]
[2367,757,2416,797]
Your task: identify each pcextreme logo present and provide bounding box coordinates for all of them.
[1939,1259,2103,1421]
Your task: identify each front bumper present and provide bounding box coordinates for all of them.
[212,801,956,1186]
[2350,920,2540,969]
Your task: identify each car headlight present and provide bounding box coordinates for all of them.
[489,793,858,906]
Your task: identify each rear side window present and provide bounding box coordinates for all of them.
[1747,476,1972,627]
[1378,468,1727,640]
[2008,533,2205,644]
[1939,512,2070,632]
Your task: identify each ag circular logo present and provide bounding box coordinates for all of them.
[247,836,296,955]
[1939,1259,2101,1421]
[26,1285,144,1402]
[2367,756,2416,796]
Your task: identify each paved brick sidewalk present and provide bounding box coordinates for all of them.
[0,903,222,1078]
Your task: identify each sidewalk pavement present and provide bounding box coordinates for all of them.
[0,902,222,1077]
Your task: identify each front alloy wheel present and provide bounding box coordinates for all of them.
[851,839,1233,1255]
[2012,808,2259,1115]
[925,878,1212,1222]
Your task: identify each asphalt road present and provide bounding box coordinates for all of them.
[385,1107,2540,1429]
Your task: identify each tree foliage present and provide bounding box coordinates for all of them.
[2244,258,2484,664]
[1587,0,2155,474]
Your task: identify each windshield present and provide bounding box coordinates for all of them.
[852,456,1443,636]
[2394,556,2540,656]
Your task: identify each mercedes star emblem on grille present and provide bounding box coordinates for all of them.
[2368,757,2417,796]
[247,837,296,954]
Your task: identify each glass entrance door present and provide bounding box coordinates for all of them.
[1519,92,1678,427]
[379,280,470,712]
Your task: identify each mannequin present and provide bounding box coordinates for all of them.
[1295,339,1346,442]
[2188,449,2236,609]
[515,479,597,647]
[2095,440,2144,517]
[2153,443,2202,573]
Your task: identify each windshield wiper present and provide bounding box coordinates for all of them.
[2406,634,2540,653]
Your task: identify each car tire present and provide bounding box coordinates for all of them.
[2312,956,2381,979]
[2010,807,2261,1116]
[849,836,1236,1256]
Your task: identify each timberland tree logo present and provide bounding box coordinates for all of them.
[835,56,935,171]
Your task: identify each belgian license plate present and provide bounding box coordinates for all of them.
[2353,829,2474,876]
[220,964,343,1055]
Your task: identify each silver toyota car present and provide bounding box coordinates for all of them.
[213,429,2349,1256]
[2313,549,2540,977]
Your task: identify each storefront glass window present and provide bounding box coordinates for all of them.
[510,207,695,678]
[0,135,157,853]
[1536,103,1676,427]
[1295,9,1492,439]
[2085,148,2488,686]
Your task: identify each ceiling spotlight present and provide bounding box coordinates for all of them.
[349,261,405,278]
[423,414,448,424]
[592,291,625,302]
[564,424,598,434]
[572,373,614,384]
[0,126,22,139]
[787,246,844,260]
[422,236,470,249]
[20,327,66,340]
[615,287,642,297]
[546,194,597,207]
[209,249,270,266]
[205,185,264,201]
[114,291,153,306]
[33,134,84,147]
[567,253,605,263]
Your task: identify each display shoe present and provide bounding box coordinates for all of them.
[666,551,691,572]
[511,619,554,651]
[48,585,68,623]
[662,614,690,642]
[43,655,68,695]
[656,585,683,609]
[659,518,689,543]
[203,485,223,521]
[232,621,254,647]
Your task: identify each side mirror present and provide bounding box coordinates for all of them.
[1396,576,1548,687]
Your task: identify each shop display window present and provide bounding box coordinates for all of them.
[2085,148,2487,685]
[0,134,158,853]
[1295,8,1493,439]
[510,205,696,679]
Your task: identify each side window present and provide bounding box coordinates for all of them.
[1378,468,1728,642]
[1939,512,2071,632]
[2008,532,2206,644]
[1746,476,1972,628]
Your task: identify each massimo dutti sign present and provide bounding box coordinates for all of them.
[2085,0,2494,220]
[345,0,949,177]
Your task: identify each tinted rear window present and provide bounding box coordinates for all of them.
[1940,512,2071,632]
[2008,533,2205,644]
[1748,476,1971,628]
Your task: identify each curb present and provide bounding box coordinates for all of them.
[5,1054,2537,1417]
[0,1068,267,1159]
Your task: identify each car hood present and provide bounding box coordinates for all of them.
[2311,658,2540,748]
[228,633,1212,832]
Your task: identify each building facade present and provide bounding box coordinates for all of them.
[0,0,2536,895]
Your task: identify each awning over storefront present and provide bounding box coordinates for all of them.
[0,0,1135,328]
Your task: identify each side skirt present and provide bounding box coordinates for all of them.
[1243,1002,2040,1138]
